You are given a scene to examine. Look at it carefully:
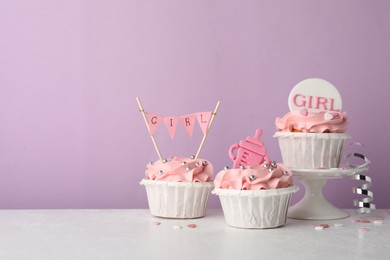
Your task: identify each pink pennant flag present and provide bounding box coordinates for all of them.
[146,113,163,135]
[164,116,179,140]
[196,112,212,135]
[180,114,196,137]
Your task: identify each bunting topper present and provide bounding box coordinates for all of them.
[146,113,163,135]
[137,97,221,161]
[180,114,196,137]
[146,112,212,139]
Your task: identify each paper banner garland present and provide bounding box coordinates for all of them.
[145,111,212,139]
[180,114,196,137]
[146,113,163,135]
[196,112,212,135]
[137,97,220,161]
[163,116,179,140]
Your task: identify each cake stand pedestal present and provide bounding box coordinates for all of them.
[288,167,368,220]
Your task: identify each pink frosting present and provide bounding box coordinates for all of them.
[275,110,348,133]
[214,163,293,190]
[145,157,213,182]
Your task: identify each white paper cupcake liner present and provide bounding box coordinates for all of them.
[212,186,299,229]
[140,179,214,219]
[274,132,350,169]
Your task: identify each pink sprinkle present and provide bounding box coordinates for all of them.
[351,219,361,223]
[358,227,369,232]
[360,219,371,224]
[299,109,308,116]
[332,112,341,119]
[313,225,324,230]
[152,222,161,225]
[312,224,328,230]
[375,216,384,220]
[187,224,197,228]
[386,211,390,214]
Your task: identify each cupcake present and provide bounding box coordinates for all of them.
[274,109,349,169]
[140,156,213,218]
[213,162,298,229]
[213,129,298,229]
[273,78,350,169]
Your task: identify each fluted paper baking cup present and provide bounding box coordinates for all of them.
[212,186,299,229]
[274,132,350,169]
[140,179,214,219]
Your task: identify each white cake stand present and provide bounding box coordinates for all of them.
[288,167,368,220]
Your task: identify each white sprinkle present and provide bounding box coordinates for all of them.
[173,225,183,230]
[324,112,334,120]
[373,220,384,225]
[314,225,325,230]
[334,223,344,227]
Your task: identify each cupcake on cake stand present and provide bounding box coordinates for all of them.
[274,78,354,220]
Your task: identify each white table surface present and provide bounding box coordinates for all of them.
[0,209,389,260]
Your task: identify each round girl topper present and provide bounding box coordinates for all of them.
[288,78,342,113]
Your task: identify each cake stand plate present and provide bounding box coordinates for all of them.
[288,167,368,220]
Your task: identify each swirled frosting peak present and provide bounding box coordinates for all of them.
[275,109,348,133]
[145,156,213,182]
[214,162,293,190]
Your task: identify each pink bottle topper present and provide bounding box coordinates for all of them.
[229,129,271,168]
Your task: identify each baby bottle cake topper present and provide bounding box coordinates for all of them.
[229,129,271,168]
[288,78,342,113]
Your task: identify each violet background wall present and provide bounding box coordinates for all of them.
[1,0,389,209]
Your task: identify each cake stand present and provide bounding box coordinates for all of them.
[288,167,368,220]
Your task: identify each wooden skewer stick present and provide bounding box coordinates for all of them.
[194,101,221,160]
[136,97,163,161]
